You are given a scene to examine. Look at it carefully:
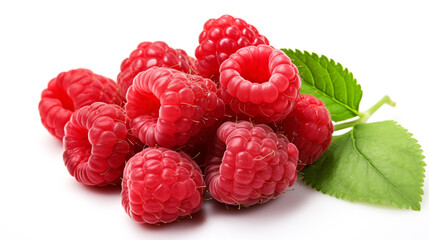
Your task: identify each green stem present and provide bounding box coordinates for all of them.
[333,118,361,131]
[334,95,396,131]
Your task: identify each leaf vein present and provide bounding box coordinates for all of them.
[350,127,416,208]
[291,50,359,116]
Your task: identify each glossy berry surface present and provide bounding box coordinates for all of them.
[204,121,298,206]
[117,41,196,101]
[39,69,121,140]
[195,14,269,82]
[125,67,225,148]
[121,147,205,224]
[279,94,334,170]
[63,102,135,186]
[218,45,301,123]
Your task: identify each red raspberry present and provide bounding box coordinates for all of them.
[195,14,269,82]
[117,41,197,101]
[39,69,121,140]
[63,102,134,186]
[125,67,225,148]
[218,45,301,123]
[278,94,334,171]
[204,121,298,206]
[121,147,205,224]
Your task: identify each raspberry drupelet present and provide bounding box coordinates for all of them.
[121,147,205,224]
[125,67,225,148]
[204,121,298,206]
[117,41,197,102]
[278,94,334,170]
[218,45,301,123]
[63,102,135,186]
[39,68,121,140]
[195,14,269,82]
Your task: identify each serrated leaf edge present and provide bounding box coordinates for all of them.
[302,120,426,211]
[351,121,425,210]
[281,49,363,120]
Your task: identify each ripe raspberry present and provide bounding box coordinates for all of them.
[125,67,225,148]
[278,94,334,171]
[218,45,301,123]
[39,68,121,140]
[117,41,197,101]
[63,102,134,186]
[121,147,205,224]
[204,121,298,206]
[195,14,269,82]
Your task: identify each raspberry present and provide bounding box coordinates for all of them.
[121,147,205,224]
[278,94,334,171]
[39,69,121,140]
[218,45,301,123]
[195,14,269,82]
[117,41,197,101]
[125,67,225,148]
[63,102,134,186]
[204,121,298,206]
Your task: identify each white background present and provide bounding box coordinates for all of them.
[1,0,428,239]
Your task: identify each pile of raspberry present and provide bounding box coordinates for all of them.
[39,14,333,224]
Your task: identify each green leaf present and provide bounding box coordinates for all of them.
[302,120,426,210]
[281,49,363,122]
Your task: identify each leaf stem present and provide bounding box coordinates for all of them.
[334,95,396,131]
[333,118,361,131]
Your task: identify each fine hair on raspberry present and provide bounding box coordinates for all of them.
[63,102,135,186]
[279,94,334,170]
[204,121,298,206]
[125,67,225,148]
